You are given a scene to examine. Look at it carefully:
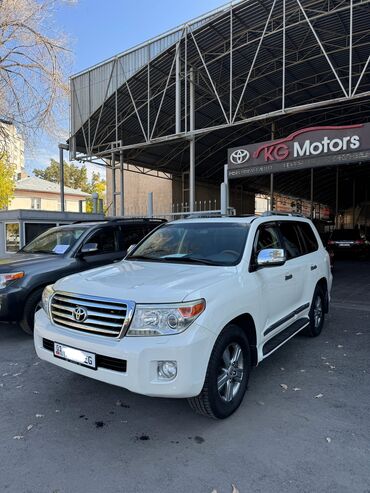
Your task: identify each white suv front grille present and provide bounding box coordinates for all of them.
[50,292,134,338]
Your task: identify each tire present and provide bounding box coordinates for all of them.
[304,286,325,338]
[188,324,251,419]
[19,288,44,335]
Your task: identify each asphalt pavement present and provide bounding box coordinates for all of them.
[0,260,369,493]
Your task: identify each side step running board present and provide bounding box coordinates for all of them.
[263,317,309,356]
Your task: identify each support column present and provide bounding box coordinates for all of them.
[120,151,124,216]
[59,145,65,213]
[352,178,356,228]
[270,122,276,211]
[111,152,116,217]
[147,192,153,218]
[310,168,314,219]
[175,43,181,134]
[335,167,339,228]
[224,164,229,213]
[220,183,227,216]
[189,67,195,213]
[270,174,274,212]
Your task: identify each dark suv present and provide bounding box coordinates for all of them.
[0,218,165,334]
[327,229,370,259]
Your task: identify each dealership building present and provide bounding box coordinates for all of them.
[67,0,370,231]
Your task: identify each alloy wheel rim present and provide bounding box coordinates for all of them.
[314,296,323,328]
[217,342,244,403]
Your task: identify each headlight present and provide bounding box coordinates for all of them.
[127,299,205,336]
[0,272,24,289]
[41,285,55,318]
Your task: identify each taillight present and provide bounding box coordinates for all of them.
[355,240,365,244]
[327,240,335,245]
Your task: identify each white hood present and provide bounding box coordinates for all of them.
[54,260,236,303]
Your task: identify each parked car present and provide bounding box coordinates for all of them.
[34,214,332,419]
[327,229,370,259]
[0,218,165,334]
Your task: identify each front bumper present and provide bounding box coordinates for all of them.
[34,309,216,398]
[0,286,24,321]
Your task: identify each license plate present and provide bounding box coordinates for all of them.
[54,342,96,369]
[339,243,351,247]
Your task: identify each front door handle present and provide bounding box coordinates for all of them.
[285,274,293,281]
[311,265,317,271]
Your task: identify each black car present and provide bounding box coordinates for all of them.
[327,229,370,259]
[0,218,165,334]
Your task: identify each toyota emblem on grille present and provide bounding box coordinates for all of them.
[73,306,87,322]
[230,149,250,165]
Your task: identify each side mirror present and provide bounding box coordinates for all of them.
[127,244,136,255]
[257,248,286,267]
[79,242,98,255]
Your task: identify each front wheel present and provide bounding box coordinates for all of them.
[304,287,325,337]
[188,324,251,419]
[19,288,43,335]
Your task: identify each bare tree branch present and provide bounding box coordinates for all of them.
[0,0,74,145]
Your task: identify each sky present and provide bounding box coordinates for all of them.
[25,0,225,177]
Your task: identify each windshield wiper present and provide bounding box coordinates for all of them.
[26,250,58,255]
[161,255,218,266]
[127,255,159,261]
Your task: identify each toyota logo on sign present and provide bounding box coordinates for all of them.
[230,149,250,165]
[73,306,87,323]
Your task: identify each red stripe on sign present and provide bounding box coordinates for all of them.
[253,124,363,159]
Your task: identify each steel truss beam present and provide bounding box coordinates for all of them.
[70,0,370,164]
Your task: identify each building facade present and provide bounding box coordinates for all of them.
[106,166,173,216]
[9,176,89,213]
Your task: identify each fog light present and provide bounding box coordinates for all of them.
[157,361,177,380]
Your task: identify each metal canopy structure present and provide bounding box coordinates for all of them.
[69,0,370,210]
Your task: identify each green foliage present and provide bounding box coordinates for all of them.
[34,159,90,192]
[0,154,15,210]
[85,172,106,213]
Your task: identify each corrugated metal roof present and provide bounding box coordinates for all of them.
[69,0,370,197]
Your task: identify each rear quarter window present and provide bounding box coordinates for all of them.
[278,222,304,259]
[298,223,319,254]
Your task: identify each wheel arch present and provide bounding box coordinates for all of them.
[227,313,258,366]
[316,277,329,312]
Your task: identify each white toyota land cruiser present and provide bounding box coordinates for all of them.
[35,214,332,419]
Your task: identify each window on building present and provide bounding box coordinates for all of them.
[31,197,41,210]
[5,223,20,252]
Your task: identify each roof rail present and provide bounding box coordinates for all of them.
[261,211,306,218]
[106,217,167,222]
[183,213,224,219]
[72,217,167,224]
[72,219,108,224]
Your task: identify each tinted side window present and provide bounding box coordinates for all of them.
[279,222,303,259]
[121,225,148,250]
[87,227,117,253]
[253,224,282,260]
[298,223,319,254]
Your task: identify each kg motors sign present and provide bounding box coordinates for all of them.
[228,124,370,178]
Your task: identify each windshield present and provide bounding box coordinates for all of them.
[127,222,249,266]
[22,227,86,255]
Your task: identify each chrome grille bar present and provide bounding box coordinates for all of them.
[50,291,135,338]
